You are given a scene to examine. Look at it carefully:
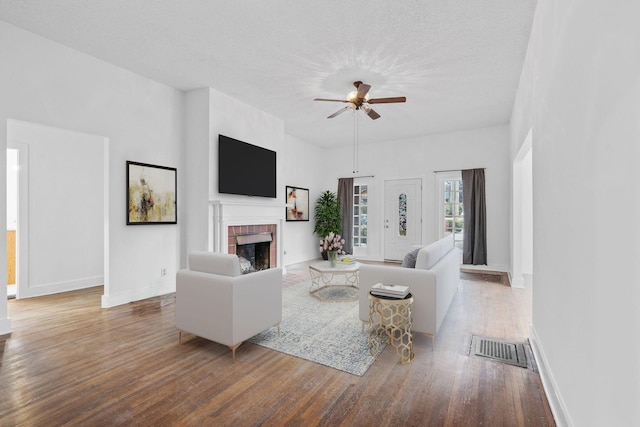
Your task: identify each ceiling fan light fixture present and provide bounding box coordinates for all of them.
[314,81,404,120]
[346,90,356,101]
[346,90,369,102]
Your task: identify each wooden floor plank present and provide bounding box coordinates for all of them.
[1,263,555,426]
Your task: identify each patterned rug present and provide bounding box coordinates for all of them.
[248,281,383,376]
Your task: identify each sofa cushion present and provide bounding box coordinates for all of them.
[401,247,422,268]
[439,234,454,258]
[188,252,242,277]
[415,242,441,270]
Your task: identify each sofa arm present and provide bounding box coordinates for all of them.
[175,270,235,345]
[231,267,283,343]
[359,264,437,324]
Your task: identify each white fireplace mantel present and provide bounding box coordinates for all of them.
[209,200,285,268]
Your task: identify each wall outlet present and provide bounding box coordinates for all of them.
[160,267,167,277]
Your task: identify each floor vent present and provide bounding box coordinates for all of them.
[469,336,528,368]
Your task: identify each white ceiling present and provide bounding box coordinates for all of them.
[0,1,536,147]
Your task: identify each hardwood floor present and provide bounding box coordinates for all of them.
[1,262,555,426]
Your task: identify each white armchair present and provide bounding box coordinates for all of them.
[176,251,282,360]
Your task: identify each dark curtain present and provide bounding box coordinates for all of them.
[462,169,487,265]
[337,178,354,255]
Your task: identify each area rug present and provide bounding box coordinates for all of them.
[248,281,383,376]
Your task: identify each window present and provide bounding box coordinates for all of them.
[437,172,464,249]
[353,184,368,247]
[398,193,407,236]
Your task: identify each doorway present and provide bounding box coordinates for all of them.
[383,178,422,261]
[512,129,533,289]
[7,120,106,299]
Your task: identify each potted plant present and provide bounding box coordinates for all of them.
[313,190,342,259]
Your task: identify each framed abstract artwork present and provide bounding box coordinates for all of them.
[127,161,177,225]
[285,186,309,221]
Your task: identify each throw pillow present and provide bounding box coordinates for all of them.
[401,247,421,268]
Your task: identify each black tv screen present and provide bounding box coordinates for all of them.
[218,135,277,198]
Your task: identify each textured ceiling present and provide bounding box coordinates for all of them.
[0,1,536,147]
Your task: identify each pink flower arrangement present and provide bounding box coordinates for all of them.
[319,232,346,254]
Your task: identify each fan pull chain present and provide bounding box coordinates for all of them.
[353,110,359,174]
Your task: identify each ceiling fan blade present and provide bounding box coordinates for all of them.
[367,96,407,104]
[362,104,381,120]
[366,108,380,120]
[327,106,352,119]
[356,83,371,99]
[314,98,351,103]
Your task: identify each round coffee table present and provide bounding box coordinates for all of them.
[308,261,360,302]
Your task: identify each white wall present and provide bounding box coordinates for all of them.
[182,87,286,265]
[521,148,533,275]
[208,88,284,203]
[322,125,512,268]
[0,21,183,319]
[183,88,211,260]
[512,131,533,288]
[281,134,326,265]
[510,1,640,425]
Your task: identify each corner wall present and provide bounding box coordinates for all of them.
[182,87,286,265]
[510,1,640,425]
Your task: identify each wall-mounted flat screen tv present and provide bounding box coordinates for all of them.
[218,134,277,198]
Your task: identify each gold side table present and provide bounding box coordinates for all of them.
[368,291,414,364]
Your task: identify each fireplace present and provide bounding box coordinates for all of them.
[227,224,277,271]
[235,232,272,271]
[210,200,284,271]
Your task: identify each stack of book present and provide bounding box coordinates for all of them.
[338,256,356,265]
[370,283,410,299]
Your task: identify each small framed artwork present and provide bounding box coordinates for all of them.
[286,186,309,221]
[127,161,177,225]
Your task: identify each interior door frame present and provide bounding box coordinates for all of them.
[7,142,29,299]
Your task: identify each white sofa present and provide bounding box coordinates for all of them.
[359,235,460,347]
[176,251,282,360]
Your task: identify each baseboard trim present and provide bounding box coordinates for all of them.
[460,267,511,286]
[511,276,525,288]
[460,263,510,272]
[19,276,104,299]
[101,281,175,308]
[529,326,572,427]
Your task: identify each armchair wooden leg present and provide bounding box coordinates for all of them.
[229,343,242,362]
[179,330,183,344]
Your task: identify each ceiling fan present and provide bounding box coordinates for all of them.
[314,81,406,120]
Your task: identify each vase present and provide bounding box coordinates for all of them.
[327,250,339,267]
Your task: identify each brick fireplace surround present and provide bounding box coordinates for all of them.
[210,200,284,270]
[227,224,277,269]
